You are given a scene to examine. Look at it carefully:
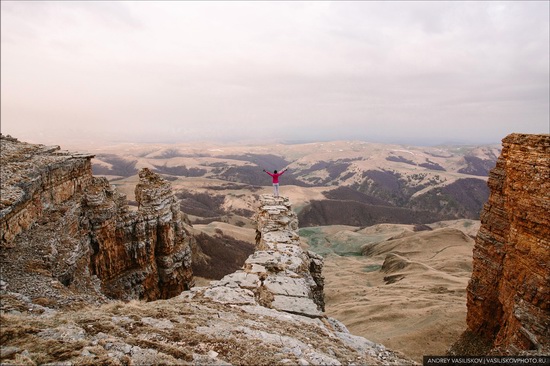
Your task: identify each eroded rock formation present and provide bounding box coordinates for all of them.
[0,135,192,304]
[1,166,415,365]
[0,135,94,246]
[200,194,325,317]
[84,168,193,300]
[466,133,550,353]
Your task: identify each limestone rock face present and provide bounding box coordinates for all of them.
[83,169,193,301]
[0,135,94,246]
[0,286,415,366]
[203,194,324,318]
[466,133,550,353]
[0,135,192,304]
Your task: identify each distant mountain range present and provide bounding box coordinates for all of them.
[91,140,500,226]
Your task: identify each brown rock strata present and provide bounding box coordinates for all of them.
[465,133,549,353]
[0,135,193,305]
[0,135,94,246]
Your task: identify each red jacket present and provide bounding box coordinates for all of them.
[265,169,286,183]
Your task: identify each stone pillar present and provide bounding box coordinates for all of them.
[204,194,325,317]
[466,133,550,353]
[85,168,193,301]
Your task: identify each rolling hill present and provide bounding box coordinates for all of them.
[86,140,497,226]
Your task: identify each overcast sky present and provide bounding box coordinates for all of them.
[1,1,549,146]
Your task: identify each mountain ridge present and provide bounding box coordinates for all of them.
[88,140,498,227]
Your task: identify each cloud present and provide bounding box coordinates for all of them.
[1,1,548,145]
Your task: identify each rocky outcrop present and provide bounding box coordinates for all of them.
[83,169,193,301]
[0,283,414,366]
[0,135,94,246]
[202,195,324,317]
[465,133,550,353]
[0,193,415,365]
[0,135,192,304]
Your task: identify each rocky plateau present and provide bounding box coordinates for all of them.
[0,134,414,365]
[1,132,548,365]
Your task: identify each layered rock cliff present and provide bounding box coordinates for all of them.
[83,168,193,300]
[0,135,192,304]
[0,135,94,246]
[465,133,549,353]
[202,194,325,318]
[1,191,414,365]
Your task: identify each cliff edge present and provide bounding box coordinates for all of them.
[197,194,325,318]
[0,134,193,305]
[0,135,415,365]
[460,133,549,354]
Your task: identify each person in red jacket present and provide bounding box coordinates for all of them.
[263,168,287,197]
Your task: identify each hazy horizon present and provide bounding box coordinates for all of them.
[2,1,549,146]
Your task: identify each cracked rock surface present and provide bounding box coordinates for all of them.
[0,135,415,365]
